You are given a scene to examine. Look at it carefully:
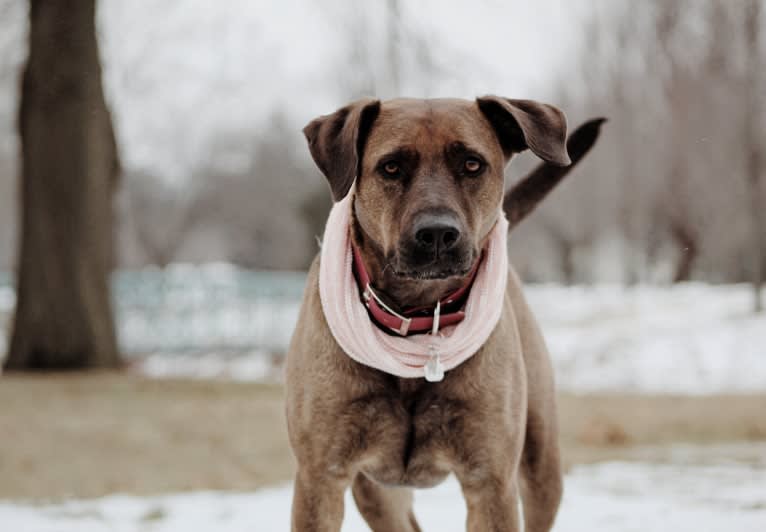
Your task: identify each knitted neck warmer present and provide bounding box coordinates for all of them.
[318,192,509,381]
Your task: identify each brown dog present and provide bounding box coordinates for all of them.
[286,97,603,531]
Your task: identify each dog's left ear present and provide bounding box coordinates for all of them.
[477,96,571,166]
[303,99,381,201]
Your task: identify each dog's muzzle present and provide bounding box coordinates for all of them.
[397,211,473,278]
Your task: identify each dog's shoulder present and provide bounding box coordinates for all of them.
[291,253,323,344]
[287,253,367,381]
[503,264,534,316]
[504,263,555,387]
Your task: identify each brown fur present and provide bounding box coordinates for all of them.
[287,97,602,531]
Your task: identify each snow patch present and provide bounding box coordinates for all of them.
[1,459,764,531]
[527,284,766,394]
[134,350,282,382]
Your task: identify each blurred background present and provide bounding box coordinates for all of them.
[0,0,764,530]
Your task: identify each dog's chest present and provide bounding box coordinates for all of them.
[346,380,471,488]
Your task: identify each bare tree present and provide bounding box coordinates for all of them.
[329,0,463,100]
[744,0,764,312]
[655,2,700,282]
[384,0,402,97]
[0,0,26,272]
[122,170,211,268]
[5,0,120,370]
[545,0,762,286]
[223,113,317,269]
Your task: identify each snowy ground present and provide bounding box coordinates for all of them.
[525,283,766,394]
[2,454,765,532]
[1,270,765,394]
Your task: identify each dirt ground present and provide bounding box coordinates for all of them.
[0,373,764,500]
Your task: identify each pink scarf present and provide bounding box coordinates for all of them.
[319,192,509,381]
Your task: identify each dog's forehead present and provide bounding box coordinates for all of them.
[366,98,498,156]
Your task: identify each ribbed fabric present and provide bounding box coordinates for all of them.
[319,191,509,379]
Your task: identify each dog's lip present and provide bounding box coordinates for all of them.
[393,265,472,280]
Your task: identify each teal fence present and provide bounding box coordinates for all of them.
[0,265,308,356]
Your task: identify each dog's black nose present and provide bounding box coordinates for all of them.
[413,214,462,255]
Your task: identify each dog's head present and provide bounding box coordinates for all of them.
[304,97,570,304]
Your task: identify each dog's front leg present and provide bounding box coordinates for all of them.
[291,469,348,532]
[459,475,522,532]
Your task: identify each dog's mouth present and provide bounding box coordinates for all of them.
[392,265,472,281]
[392,250,477,281]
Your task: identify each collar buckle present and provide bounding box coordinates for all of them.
[364,283,412,336]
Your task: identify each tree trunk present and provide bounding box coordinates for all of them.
[670,219,697,283]
[745,0,764,313]
[543,221,579,285]
[4,0,121,370]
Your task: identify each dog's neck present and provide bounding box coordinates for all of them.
[350,215,469,313]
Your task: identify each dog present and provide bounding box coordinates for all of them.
[286,97,604,531]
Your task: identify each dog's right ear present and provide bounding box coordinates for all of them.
[303,99,381,202]
[477,96,571,166]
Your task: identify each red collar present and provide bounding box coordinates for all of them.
[351,243,481,336]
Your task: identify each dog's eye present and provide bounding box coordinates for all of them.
[464,158,483,174]
[382,161,400,176]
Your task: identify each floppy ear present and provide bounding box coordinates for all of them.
[476,96,571,166]
[303,99,381,201]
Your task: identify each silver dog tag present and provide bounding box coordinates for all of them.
[424,345,444,382]
[424,301,445,382]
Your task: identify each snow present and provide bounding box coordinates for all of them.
[525,283,766,394]
[136,350,280,382]
[2,457,764,531]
